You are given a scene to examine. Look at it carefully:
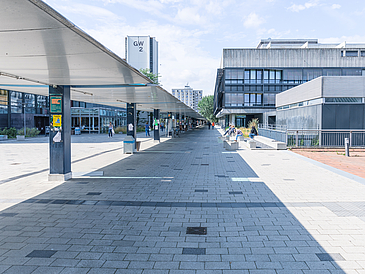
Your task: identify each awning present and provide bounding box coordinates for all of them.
[0,0,203,119]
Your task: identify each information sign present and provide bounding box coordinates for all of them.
[50,96,62,113]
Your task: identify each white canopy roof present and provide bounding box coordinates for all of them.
[0,0,203,119]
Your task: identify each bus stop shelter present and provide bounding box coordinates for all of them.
[0,0,203,181]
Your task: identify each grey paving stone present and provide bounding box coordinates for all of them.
[30,266,64,274]
[2,265,37,274]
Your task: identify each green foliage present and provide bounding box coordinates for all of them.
[139,68,160,85]
[0,127,17,138]
[114,126,126,134]
[198,95,217,122]
[247,118,259,130]
[17,127,40,137]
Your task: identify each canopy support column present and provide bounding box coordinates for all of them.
[48,85,72,181]
[127,103,136,148]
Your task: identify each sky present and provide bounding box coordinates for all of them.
[43,0,365,96]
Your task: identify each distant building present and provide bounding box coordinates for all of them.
[125,36,158,75]
[172,86,203,112]
[213,39,365,128]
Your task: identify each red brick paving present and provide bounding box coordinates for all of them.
[292,148,365,179]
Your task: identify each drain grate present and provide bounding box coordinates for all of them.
[10,163,21,165]
[283,179,295,181]
[76,182,89,184]
[261,164,271,166]
[26,250,57,258]
[195,157,202,159]
[87,192,101,196]
[229,191,243,195]
[316,253,345,261]
[215,175,228,178]
[126,168,135,170]
[161,165,169,167]
[186,227,207,235]
[182,248,206,255]
[228,161,235,162]
[195,190,208,193]
[201,164,209,166]
[174,169,183,171]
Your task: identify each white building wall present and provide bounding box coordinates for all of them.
[171,86,203,111]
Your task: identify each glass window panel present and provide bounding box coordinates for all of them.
[264,70,269,83]
[257,70,262,83]
[244,70,250,79]
[225,69,232,79]
[231,70,238,79]
[256,94,262,105]
[225,93,231,106]
[244,94,250,104]
[342,68,362,76]
[346,51,358,57]
[237,93,243,106]
[276,71,281,83]
[361,51,365,57]
[250,94,256,106]
[323,69,341,76]
[237,69,244,79]
[250,86,256,92]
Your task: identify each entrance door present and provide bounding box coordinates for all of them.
[34,116,48,134]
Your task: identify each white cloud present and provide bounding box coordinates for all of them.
[243,13,265,29]
[288,1,318,12]
[331,4,341,9]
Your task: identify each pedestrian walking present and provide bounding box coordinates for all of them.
[145,122,150,137]
[208,121,211,129]
[212,122,215,129]
[108,122,114,138]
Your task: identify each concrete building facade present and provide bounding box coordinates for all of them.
[172,85,203,112]
[125,36,158,74]
[213,39,365,128]
[276,76,365,130]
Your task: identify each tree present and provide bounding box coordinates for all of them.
[139,68,160,85]
[198,95,217,122]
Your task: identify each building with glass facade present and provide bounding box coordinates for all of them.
[0,89,127,134]
[213,39,365,128]
[172,85,203,112]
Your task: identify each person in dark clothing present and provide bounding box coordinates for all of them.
[207,121,211,129]
[249,126,258,139]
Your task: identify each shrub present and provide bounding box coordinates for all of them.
[114,126,126,134]
[0,127,17,138]
[17,127,40,137]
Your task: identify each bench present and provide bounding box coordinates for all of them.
[225,140,239,151]
[0,135,8,141]
[253,136,286,150]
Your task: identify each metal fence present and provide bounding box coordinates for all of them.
[259,126,365,148]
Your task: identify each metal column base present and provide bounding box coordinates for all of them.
[48,172,72,181]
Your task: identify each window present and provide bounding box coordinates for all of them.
[264,70,269,84]
[346,51,358,57]
[325,97,362,103]
[250,70,256,84]
[361,51,365,57]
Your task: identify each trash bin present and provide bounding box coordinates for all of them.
[75,127,81,135]
[136,141,141,152]
[123,136,135,154]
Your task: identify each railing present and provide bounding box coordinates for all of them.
[258,125,365,148]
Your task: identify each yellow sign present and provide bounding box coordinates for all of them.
[53,115,62,127]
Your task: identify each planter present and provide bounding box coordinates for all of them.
[17,135,25,140]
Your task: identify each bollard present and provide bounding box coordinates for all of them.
[345,137,350,157]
